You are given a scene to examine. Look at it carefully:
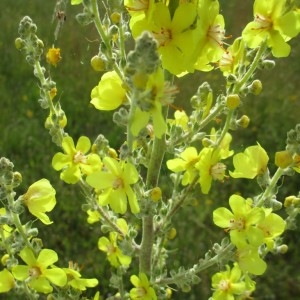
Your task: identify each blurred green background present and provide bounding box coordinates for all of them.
[1,0,300,299]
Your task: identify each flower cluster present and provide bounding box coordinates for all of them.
[213,194,286,275]
[242,0,300,57]
[126,0,227,75]
[167,132,233,194]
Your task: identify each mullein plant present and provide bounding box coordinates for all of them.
[1,0,300,299]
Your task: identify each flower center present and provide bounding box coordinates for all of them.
[136,286,147,297]
[112,177,124,190]
[73,151,87,164]
[218,279,231,292]
[107,244,117,255]
[229,217,245,231]
[210,163,226,180]
[29,266,42,279]
[126,0,149,12]
[254,14,272,30]
[153,28,172,47]
[162,81,179,106]
[207,24,225,46]
[219,51,234,68]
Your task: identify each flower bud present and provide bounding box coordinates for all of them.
[37,39,44,49]
[226,94,240,109]
[90,55,107,72]
[249,79,262,95]
[284,195,297,207]
[15,38,25,50]
[1,254,9,266]
[202,138,214,147]
[275,150,293,168]
[12,172,22,188]
[76,12,93,26]
[276,244,288,254]
[226,74,237,84]
[108,148,118,159]
[110,12,121,24]
[236,115,250,128]
[167,227,177,240]
[261,59,275,70]
[150,187,162,202]
[270,198,282,211]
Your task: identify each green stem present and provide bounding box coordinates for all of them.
[6,192,34,253]
[34,61,56,115]
[79,180,126,238]
[139,133,167,274]
[256,167,285,207]
[198,102,225,130]
[34,61,64,146]
[216,41,268,147]
[165,175,199,222]
[118,13,127,66]
[117,268,125,299]
[233,41,267,94]
[90,0,124,80]
[90,0,112,54]
[215,109,234,147]
[155,243,235,285]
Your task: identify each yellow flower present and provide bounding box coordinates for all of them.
[211,263,247,300]
[130,273,157,300]
[46,47,61,66]
[12,248,67,294]
[167,147,200,186]
[230,144,269,179]
[52,136,102,184]
[86,209,101,224]
[91,71,127,110]
[129,2,199,75]
[168,110,189,131]
[131,68,169,138]
[21,179,56,225]
[0,269,15,293]
[192,0,226,71]
[86,157,139,214]
[242,0,300,57]
[63,262,98,291]
[98,232,131,268]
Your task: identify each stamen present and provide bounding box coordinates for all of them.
[152,28,172,47]
[73,151,87,164]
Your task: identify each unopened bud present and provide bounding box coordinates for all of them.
[15,37,25,50]
[90,55,107,72]
[226,94,240,109]
[261,59,275,70]
[110,12,121,24]
[249,79,262,95]
[226,74,237,84]
[12,172,22,188]
[1,254,9,266]
[277,244,288,254]
[284,195,297,207]
[108,148,118,159]
[167,227,177,240]
[275,150,293,168]
[202,137,216,147]
[236,115,250,128]
[150,187,162,202]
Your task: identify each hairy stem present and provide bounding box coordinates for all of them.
[139,132,166,274]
